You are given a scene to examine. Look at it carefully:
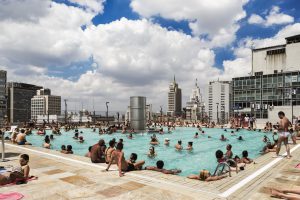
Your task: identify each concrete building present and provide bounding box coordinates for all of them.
[0,70,7,125]
[167,76,182,116]
[233,34,300,123]
[31,89,61,121]
[7,82,42,123]
[185,79,205,121]
[205,80,232,124]
[252,35,300,75]
[130,96,146,131]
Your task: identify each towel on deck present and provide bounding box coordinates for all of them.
[0,192,24,200]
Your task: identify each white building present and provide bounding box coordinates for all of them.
[205,80,232,124]
[31,89,61,121]
[167,76,182,116]
[252,35,300,75]
[185,79,204,120]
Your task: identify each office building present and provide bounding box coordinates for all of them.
[167,76,182,116]
[0,70,7,125]
[205,80,232,124]
[185,79,204,120]
[31,89,61,121]
[7,82,42,123]
[233,35,300,123]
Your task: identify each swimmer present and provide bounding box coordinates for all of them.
[220,134,227,141]
[175,140,183,150]
[148,146,157,157]
[237,136,243,140]
[230,131,235,136]
[164,138,170,146]
[79,136,84,143]
[194,132,199,138]
[186,142,193,151]
[127,133,133,139]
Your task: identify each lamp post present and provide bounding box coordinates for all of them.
[216,103,219,124]
[106,102,109,121]
[160,106,163,123]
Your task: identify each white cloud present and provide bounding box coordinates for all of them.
[248,6,294,27]
[68,0,105,13]
[130,0,248,47]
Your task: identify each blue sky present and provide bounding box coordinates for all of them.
[53,0,300,78]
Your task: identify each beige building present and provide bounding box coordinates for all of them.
[167,76,182,116]
[31,89,61,121]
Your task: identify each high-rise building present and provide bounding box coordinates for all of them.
[7,82,42,123]
[31,89,61,121]
[205,80,232,124]
[167,76,182,116]
[233,34,300,123]
[0,70,7,125]
[185,79,204,120]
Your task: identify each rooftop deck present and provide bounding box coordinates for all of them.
[0,141,299,200]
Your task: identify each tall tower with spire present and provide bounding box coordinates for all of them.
[168,75,182,116]
[185,79,204,120]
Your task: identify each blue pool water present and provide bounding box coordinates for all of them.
[23,127,269,176]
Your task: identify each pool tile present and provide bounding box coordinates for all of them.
[96,185,129,198]
[44,169,65,175]
[60,175,95,186]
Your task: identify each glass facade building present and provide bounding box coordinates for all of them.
[233,71,300,119]
[0,70,7,125]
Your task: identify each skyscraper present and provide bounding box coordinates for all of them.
[205,80,232,124]
[31,89,61,121]
[168,76,182,116]
[7,82,42,123]
[0,70,7,125]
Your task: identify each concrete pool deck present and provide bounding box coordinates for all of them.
[0,142,299,200]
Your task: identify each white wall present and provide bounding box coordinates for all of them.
[268,105,300,124]
[286,42,300,71]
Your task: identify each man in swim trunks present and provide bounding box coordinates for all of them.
[274,111,291,159]
[15,129,31,145]
[106,143,144,177]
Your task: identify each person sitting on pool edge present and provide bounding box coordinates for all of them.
[106,143,145,177]
[215,150,244,172]
[175,140,183,150]
[85,146,92,158]
[0,154,30,185]
[225,144,233,159]
[43,136,51,149]
[187,169,227,182]
[145,160,181,175]
[240,150,253,164]
[15,129,32,145]
[91,139,106,163]
[66,145,73,154]
[60,145,67,154]
[105,140,116,164]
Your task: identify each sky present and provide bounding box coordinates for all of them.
[0,0,300,113]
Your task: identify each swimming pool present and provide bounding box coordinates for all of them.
[23,127,269,176]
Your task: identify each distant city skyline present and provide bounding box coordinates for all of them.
[1,0,300,111]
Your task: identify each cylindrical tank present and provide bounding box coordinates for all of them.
[130,96,146,131]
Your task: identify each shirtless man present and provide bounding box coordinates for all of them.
[175,140,183,150]
[145,160,181,175]
[90,139,106,163]
[274,111,291,158]
[106,143,144,177]
[105,140,115,164]
[15,129,31,145]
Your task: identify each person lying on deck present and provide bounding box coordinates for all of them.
[187,169,227,182]
[145,160,181,175]
[270,188,300,200]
